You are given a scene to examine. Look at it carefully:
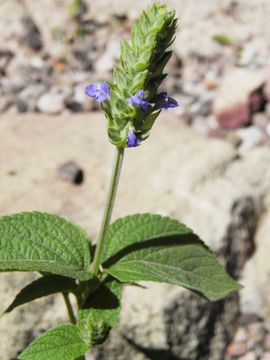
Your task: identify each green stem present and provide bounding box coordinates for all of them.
[62,293,76,324]
[91,146,125,275]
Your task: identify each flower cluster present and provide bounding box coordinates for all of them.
[85,4,178,148]
[85,83,178,147]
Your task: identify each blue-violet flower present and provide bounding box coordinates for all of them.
[126,128,140,148]
[157,92,178,110]
[127,89,151,111]
[85,81,110,103]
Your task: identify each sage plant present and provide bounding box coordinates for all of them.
[0,4,241,360]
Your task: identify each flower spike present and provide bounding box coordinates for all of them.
[85,4,178,147]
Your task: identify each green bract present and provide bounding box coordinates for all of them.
[102,3,177,146]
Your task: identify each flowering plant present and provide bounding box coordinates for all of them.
[0,4,240,360]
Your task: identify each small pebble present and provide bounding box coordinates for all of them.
[261,352,270,360]
[0,96,13,112]
[21,16,43,51]
[37,92,65,114]
[265,103,270,117]
[239,351,257,360]
[226,341,247,356]
[247,322,265,344]
[58,161,84,185]
[238,313,262,326]
[236,126,268,153]
[15,99,28,113]
[252,113,269,129]
[234,327,248,342]
[238,44,256,67]
[264,333,270,351]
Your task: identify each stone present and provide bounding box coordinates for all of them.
[264,333,270,351]
[236,126,268,154]
[246,322,265,346]
[0,49,13,74]
[238,44,256,67]
[0,95,13,112]
[21,15,43,51]
[15,98,28,113]
[1,75,25,94]
[240,190,270,325]
[264,82,270,102]
[239,352,257,360]
[265,103,270,118]
[213,69,265,128]
[252,113,269,129]
[95,36,120,74]
[233,327,247,342]
[226,341,247,356]
[19,83,47,111]
[58,161,84,185]
[37,91,65,114]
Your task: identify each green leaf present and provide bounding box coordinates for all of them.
[102,214,191,263]
[212,33,234,46]
[17,280,122,359]
[18,324,89,360]
[4,275,78,314]
[102,214,242,301]
[78,279,122,346]
[82,279,122,328]
[0,212,91,281]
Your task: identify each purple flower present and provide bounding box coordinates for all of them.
[157,92,178,110]
[85,81,110,103]
[127,89,151,111]
[126,128,140,148]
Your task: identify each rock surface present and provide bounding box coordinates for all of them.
[213,69,265,128]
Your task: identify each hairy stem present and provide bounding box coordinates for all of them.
[91,146,125,275]
[62,293,76,324]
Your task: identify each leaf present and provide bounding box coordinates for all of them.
[212,33,233,46]
[4,275,78,314]
[82,279,122,328]
[78,279,122,347]
[102,214,242,301]
[102,213,191,263]
[0,212,91,281]
[17,281,122,360]
[18,324,89,360]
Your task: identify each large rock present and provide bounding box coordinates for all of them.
[240,190,270,323]
[213,69,265,128]
[0,113,270,359]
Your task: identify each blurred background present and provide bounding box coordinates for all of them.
[1,0,270,359]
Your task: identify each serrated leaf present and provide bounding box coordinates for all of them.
[0,212,91,281]
[19,280,122,359]
[18,324,89,360]
[102,214,191,263]
[102,214,241,301]
[4,275,78,314]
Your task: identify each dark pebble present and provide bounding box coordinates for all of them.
[21,16,43,51]
[238,313,262,326]
[58,161,84,185]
